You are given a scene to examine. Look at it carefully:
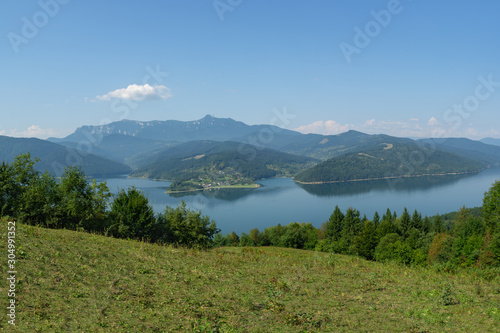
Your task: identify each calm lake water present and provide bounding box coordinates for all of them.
[97,167,500,234]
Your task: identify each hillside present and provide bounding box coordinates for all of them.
[480,137,500,147]
[2,223,498,332]
[131,141,318,191]
[295,142,485,183]
[50,116,500,164]
[418,138,500,165]
[52,134,179,167]
[52,115,302,145]
[0,136,131,176]
[49,116,413,161]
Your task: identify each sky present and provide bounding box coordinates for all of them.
[1,0,500,140]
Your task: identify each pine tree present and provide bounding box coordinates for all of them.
[422,216,431,234]
[382,208,393,223]
[354,220,378,260]
[372,211,380,226]
[341,207,361,253]
[326,205,344,241]
[483,181,500,234]
[399,207,412,238]
[434,214,444,233]
[411,209,422,231]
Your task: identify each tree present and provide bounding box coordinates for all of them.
[411,210,422,231]
[228,231,240,246]
[18,171,60,226]
[163,201,219,248]
[483,180,500,234]
[249,228,261,245]
[372,211,380,226]
[326,205,344,240]
[421,216,431,234]
[341,207,361,253]
[0,153,39,217]
[375,233,402,262]
[108,187,156,240]
[399,207,412,238]
[353,220,378,260]
[434,214,444,233]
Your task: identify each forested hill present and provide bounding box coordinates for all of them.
[0,136,131,176]
[294,142,485,183]
[131,141,318,190]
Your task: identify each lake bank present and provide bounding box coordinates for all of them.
[293,169,484,185]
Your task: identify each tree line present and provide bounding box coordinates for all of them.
[215,192,500,268]
[1,154,219,248]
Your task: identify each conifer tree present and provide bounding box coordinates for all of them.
[326,205,344,241]
[399,207,412,238]
[411,209,422,231]
[434,214,444,233]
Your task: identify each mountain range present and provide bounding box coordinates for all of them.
[2,115,500,187]
[0,136,131,176]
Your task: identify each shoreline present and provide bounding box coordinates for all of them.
[293,169,484,185]
[166,184,261,194]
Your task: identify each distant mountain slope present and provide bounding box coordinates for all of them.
[294,142,485,183]
[0,136,131,176]
[51,115,500,164]
[417,138,500,165]
[280,131,416,160]
[52,134,179,167]
[480,137,500,147]
[53,115,302,144]
[131,141,318,191]
[51,116,417,161]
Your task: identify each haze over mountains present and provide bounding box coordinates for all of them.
[2,115,500,185]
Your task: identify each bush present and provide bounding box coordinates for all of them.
[163,201,220,248]
[108,187,156,240]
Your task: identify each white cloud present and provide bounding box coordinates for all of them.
[4,125,63,139]
[295,118,439,138]
[96,84,172,101]
[428,117,439,126]
[294,120,353,135]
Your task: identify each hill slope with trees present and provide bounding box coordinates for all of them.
[131,141,318,191]
[294,142,485,183]
[0,136,131,176]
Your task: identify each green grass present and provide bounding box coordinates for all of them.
[1,223,499,332]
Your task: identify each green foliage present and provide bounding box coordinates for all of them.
[162,201,220,248]
[433,214,445,233]
[399,207,412,238]
[18,171,60,226]
[2,153,222,248]
[353,220,378,260]
[108,187,156,239]
[295,142,485,183]
[0,153,39,216]
[374,233,403,262]
[483,180,500,234]
[325,205,344,240]
[131,140,317,191]
[58,166,112,231]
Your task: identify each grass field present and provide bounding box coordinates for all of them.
[1,222,499,332]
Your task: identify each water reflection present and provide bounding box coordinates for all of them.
[296,173,477,197]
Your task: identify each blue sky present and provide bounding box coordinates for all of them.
[1,0,500,139]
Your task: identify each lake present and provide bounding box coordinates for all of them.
[97,167,500,234]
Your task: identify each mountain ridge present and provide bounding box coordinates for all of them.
[0,136,131,176]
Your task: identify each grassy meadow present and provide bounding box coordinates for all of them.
[1,223,499,332]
